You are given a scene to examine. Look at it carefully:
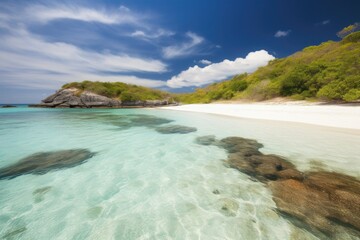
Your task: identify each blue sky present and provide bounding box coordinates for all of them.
[0,0,359,103]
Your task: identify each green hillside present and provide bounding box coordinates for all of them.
[62,81,172,102]
[178,31,360,103]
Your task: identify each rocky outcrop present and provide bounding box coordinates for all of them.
[30,88,173,108]
[1,105,16,108]
[196,135,360,239]
[30,88,120,108]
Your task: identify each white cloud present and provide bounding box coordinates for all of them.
[1,72,165,90]
[167,50,275,88]
[1,28,166,72]
[162,32,204,59]
[321,20,330,25]
[130,29,175,39]
[119,5,130,12]
[26,4,142,25]
[274,30,291,38]
[0,27,167,89]
[199,59,212,65]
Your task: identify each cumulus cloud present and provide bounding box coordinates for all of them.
[166,50,275,88]
[26,3,141,25]
[162,32,204,59]
[274,30,291,38]
[199,59,212,65]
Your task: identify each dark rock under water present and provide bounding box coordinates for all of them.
[155,125,197,134]
[2,227,27,239]
[196,135,360,239]
[33,186,52,203]
[129,115,174,127]
[110,114,174,130]
[0,149,96,180]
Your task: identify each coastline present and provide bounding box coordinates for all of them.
[162,101,360,130]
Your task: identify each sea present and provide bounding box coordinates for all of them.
[0,106,359,239]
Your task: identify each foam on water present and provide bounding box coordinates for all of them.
[0,107,359,239]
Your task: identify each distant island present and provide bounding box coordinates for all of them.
[32,30,360,108]
[30,81,177,108]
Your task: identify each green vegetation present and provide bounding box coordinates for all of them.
[61,30,360,104]
[337,23,360,38]
[178,31,360,103]
[62,81,172,102]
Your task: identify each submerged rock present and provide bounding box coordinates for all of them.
[129,115,174,127]
[2,227,27,239]
[212,189,220,195]
[155,125,197,134]
[217,198,239,217]
[195,135,217,145]
[269,174,360,238]
[217,137,263,154]
[196,135,360,238]
[86,206,103,219]
[33,186,52,203]
[109,114,174,130]
[0,149,96,180]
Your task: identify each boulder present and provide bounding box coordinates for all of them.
[80,91,121,107]
[50,88,78,106]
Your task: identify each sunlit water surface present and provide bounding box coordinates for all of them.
[0,107,359,240]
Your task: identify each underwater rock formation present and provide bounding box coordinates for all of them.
[0,149,96,180]
[196,135,360,239]
[155,125,197,134]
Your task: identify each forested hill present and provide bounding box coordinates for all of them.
[62,81,171,102]
[178,31,360,103]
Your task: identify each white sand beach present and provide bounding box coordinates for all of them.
[163,102,360,130]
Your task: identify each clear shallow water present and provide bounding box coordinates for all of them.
[0,107,359,240]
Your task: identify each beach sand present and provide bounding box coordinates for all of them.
[162,101,360,130]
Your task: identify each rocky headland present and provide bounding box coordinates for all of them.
[30,88,175,108]
[1,105,17,108]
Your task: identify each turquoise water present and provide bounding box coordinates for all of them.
[0,107,359,239]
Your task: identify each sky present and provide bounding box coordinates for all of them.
[0,0,359,103]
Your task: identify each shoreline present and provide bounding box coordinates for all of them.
[162,102,360,130]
